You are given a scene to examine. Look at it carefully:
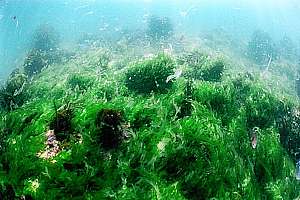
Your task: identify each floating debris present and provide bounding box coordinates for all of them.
[251,133,257,149]
[296,160,300,180]
[251,127,259,149]
[143,53,154,59]
[179,6,197,17]
[166,68,182,83]
[12,15,19,28]
[83,11,94,16]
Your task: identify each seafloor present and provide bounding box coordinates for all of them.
[0,31,300,199]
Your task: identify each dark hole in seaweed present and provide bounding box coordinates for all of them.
[49,102,74,141]
[95,108,124,150]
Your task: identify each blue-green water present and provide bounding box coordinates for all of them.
[1,0,300,81]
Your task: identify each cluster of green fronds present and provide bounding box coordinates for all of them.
[67,74,94,92]
[179,51,225,82]
[23,24,62,78]
[125,54,175,94]
[23,49,52,77]
[0,48,299,200]
[0,72,28,111]
[0,23,68,114]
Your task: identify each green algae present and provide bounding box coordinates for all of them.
[0,48,299,200]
